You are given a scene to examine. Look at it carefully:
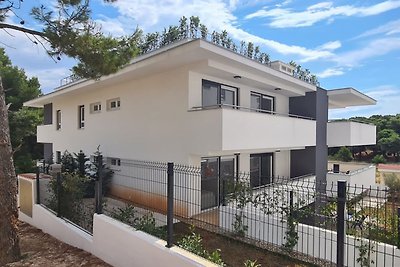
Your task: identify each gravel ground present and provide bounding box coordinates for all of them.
[5,222,111,267]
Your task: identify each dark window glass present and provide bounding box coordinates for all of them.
[202,80,237,107]
[250,153,273,188]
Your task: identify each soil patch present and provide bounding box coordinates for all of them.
[174,222,316,267]
[6,222,111,267]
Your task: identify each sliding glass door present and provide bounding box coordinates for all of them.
[250,153,273,188]
[201,156,236,210]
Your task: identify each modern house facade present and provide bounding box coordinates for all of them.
[25,38,377,212]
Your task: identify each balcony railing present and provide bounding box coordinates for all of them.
[59,31,319,87]
[190,104,315,120]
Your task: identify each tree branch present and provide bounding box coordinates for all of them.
[0,23,45,37]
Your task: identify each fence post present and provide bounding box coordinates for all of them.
[95,155,103,214]
[56,172,62,217]
[337,180,347,267]
[397,207,400,249]
[36,167,40,204]
[166,162,174,248]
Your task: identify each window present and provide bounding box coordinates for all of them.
[250,92,275,113]
[90,102,102,113]
[107,98,121,111]
[78,105,85,128]
[56,110,61,130]
[110,158,121,166]
[56,151,61,164]
[202,80,237,107]
[250,153,273,188]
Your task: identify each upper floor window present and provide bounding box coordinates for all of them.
[56,110,61,130]
[107,98,121,111]
[90,102,102,113]
[78,105,85,129]
[250,92,275,113]
[202,80,237,107]
[110,158,121,166]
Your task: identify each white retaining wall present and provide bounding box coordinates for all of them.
[219,206,400,267]
[19,205,215,267]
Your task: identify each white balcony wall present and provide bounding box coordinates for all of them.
[327,165,376,196]
[37,124,56,143]
[327,121,376,147]
[222,108,316,151]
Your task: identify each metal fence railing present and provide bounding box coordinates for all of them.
[35,157,400,266]
[105,158,400,267]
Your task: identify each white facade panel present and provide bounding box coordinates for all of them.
[221,109,316,151]
[327,121,376,147]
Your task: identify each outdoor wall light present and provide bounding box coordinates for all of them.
[274,87,282,91]
[233,75,242,79]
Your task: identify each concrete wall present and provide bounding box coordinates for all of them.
[327,121,376,147]
[219,205,400,267]
[19,205,214,267]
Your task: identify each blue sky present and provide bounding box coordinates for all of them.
[1,0,400,118]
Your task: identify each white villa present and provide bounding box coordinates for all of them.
[25,38,377,212]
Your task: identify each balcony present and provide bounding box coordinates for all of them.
[327,120,376,147]
[327,163,376,195]
[37,124,55,143]
[188,105,316,154]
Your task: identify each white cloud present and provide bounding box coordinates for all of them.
[329,85,400,119]
[333,37,400,67]
[101,0,340,61]
[245,1,400,28]
[355,19,400,39]
[316,67,345,78]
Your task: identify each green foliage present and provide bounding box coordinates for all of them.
[48,172,89,222]
[177,226,225,266]
[110,205,137,225]
[334,147,353,162]
[244,259,261,267]
[29,1,142,79]
[1,48,42,173]
[227,180,252,237]
[110,205,166,239]
[371,154,386,164]
[384,173,400,202]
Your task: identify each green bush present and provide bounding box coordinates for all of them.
[371,154,386,164]
[48,172,89,223]
[177,226,225,266]
[110,205,166,239]
[335,147,353,162]
[384,173,400,202]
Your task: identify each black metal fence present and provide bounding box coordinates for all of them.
[104,158,400,267]
[35,157,400,266]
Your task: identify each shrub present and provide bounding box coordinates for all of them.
[384,173,400,202]
[177,226,225,266]
[48,172,89,223]
[372,154,386,164]
[335,147,353,162]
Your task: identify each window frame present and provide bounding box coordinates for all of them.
[250,91,275,113]
[107,98,121,111]
[56,110,61,130]
[90,102,102,114]
[250,153,274,188]
[202,79,238,108]
[78,105,85,129]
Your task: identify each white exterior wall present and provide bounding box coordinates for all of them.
[327,121,376,147]
[37,66,315,178]
[19,205,215,267]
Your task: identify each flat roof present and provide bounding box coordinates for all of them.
[24,39,316,108]
[327,87,376,109]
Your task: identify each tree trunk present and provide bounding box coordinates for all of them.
[0,77,20,265]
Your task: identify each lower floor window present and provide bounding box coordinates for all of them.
[250,153,273,188]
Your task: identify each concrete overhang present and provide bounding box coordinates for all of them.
[327,87,376,109]
[25,39,316,108]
